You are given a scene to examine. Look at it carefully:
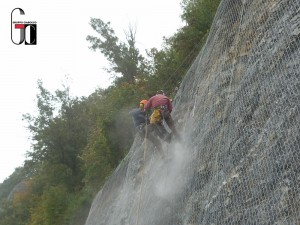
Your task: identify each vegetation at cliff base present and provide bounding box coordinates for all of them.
[0,0,220,224]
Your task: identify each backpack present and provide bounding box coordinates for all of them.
[150,109,162,124]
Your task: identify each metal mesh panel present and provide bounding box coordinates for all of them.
[85,0,300,224]
[173,0,300,224]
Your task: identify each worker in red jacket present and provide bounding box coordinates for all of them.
[144,90,180,142]
[130,99,163,152]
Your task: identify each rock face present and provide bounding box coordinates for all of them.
[84,0,300,224]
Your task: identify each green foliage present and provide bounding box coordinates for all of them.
[0,1,222,224]
[146,46,183,98]
[0,180,33,225]
[27,185,68,225]
[0,167,27,199]
[30,163,73,195]
[80,127,112,192]
[63,191,92,225]
[23,81,92,191]
[87,19,149,84]
[146,0,221,97]
[0,200,28,225]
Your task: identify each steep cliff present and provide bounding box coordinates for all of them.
[85,0,300,224]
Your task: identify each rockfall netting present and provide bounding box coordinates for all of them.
[85,0,300,224]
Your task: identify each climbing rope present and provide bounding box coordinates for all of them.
[135,122,148,225]
[160,34,209,95]
[134,32,210,225]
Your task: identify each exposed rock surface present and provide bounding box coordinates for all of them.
[85,0,300,224]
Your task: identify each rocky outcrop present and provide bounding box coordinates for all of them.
[85,0,300,224]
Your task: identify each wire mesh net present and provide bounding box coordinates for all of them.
[173,0,300,224]
[85,0,300,224]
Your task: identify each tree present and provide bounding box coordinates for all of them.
[0,1,224,224]
[86,18,149,83]
[144,0,221,97]
[23,81,91,191]
[80,126,113,192]
[27,185,68,225]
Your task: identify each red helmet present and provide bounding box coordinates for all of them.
[139,99,148,109]
[140,100,148,105]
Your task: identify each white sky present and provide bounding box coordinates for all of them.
[0,0,183,183]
